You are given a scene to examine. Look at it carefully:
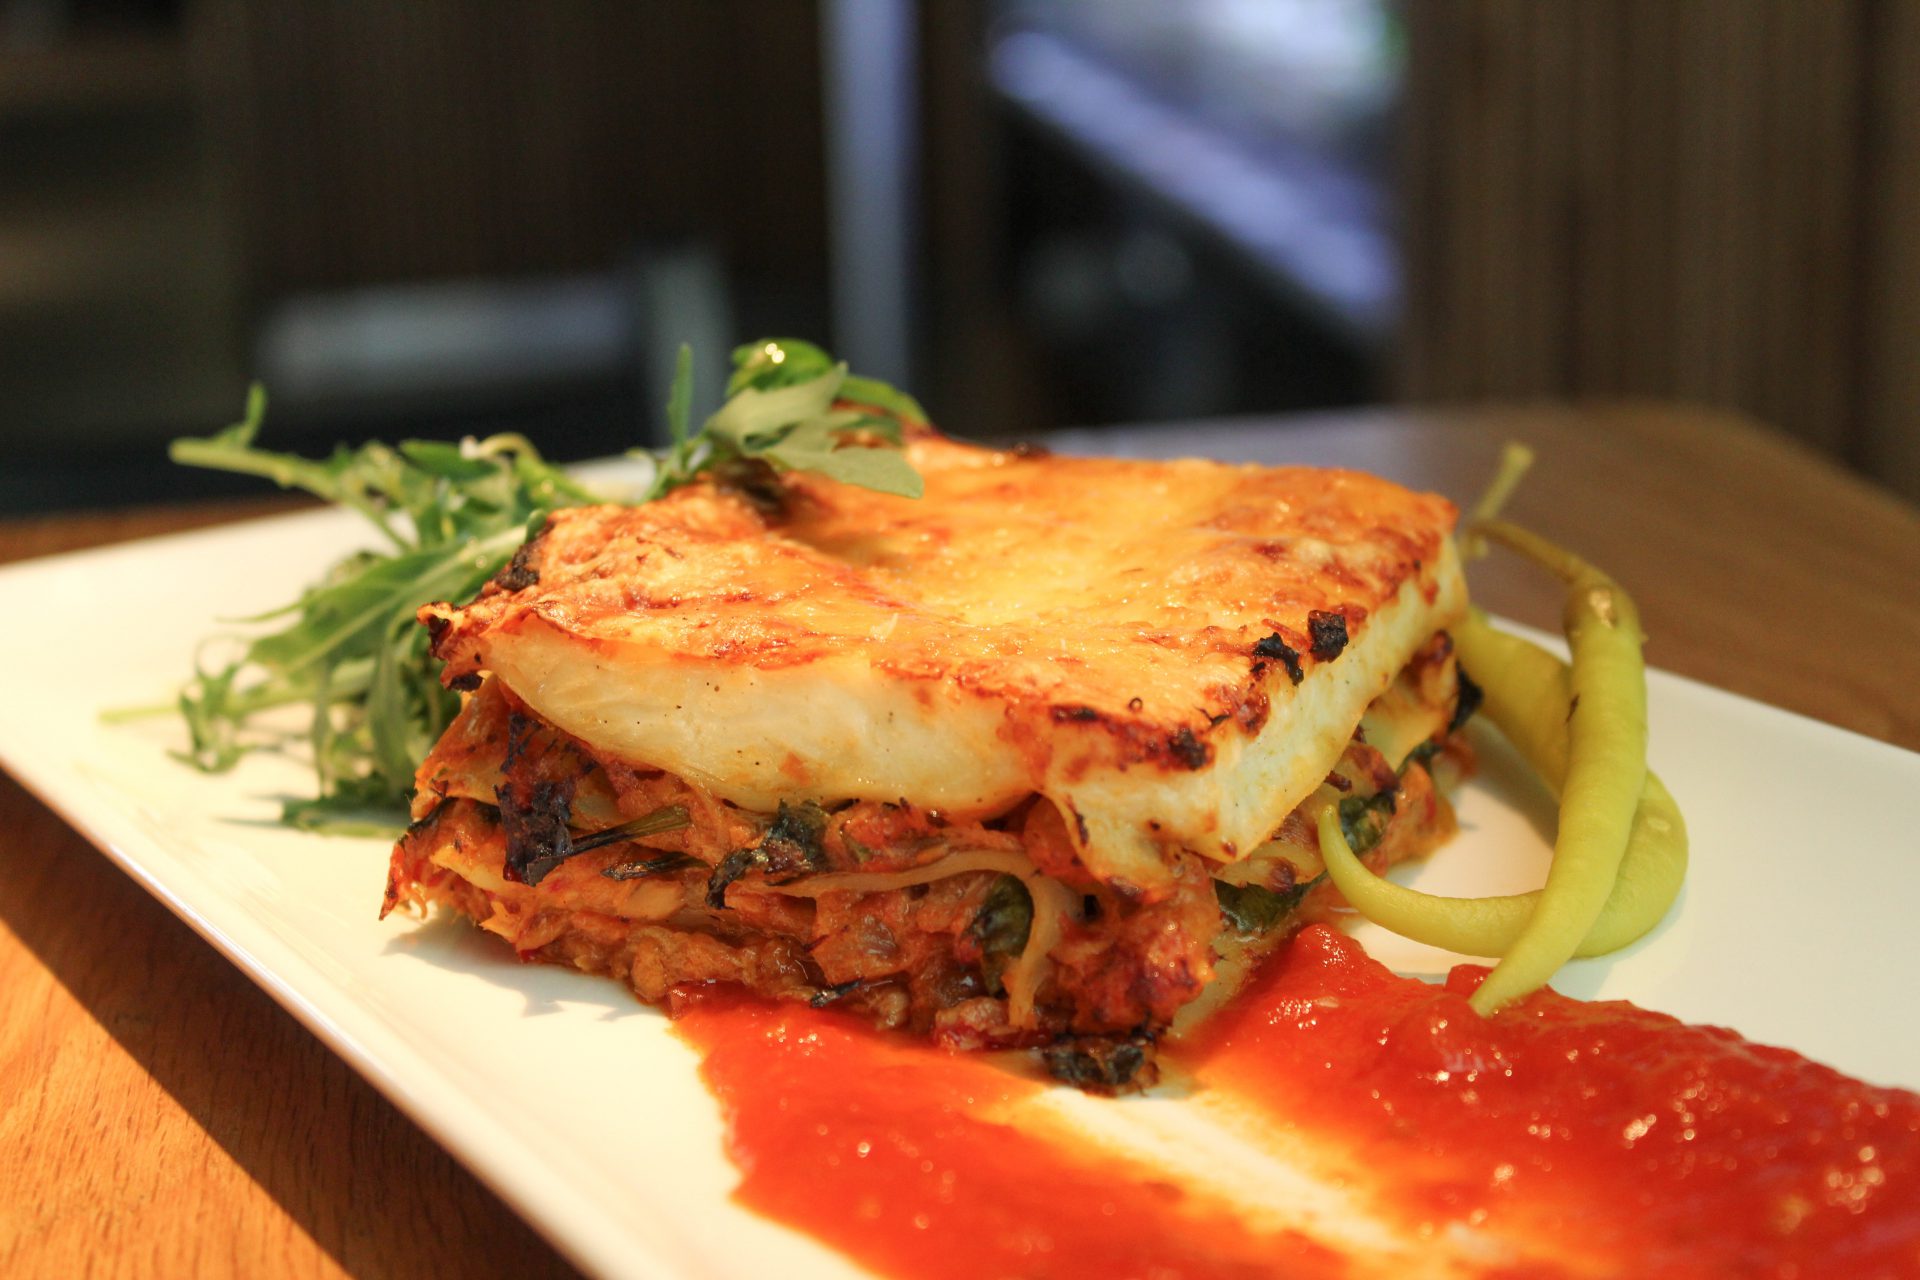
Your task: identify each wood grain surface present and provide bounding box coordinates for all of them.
[1,404,1916,1280]
[0,500,568,1280]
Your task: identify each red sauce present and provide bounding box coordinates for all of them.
[676,926,1920,1279]
[676,992,1346,1280]
[1180,927,1920,1277]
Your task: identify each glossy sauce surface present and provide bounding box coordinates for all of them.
[1183,927,1920,1277]
[677,926,1920,1279]
[676,990,1346,1279]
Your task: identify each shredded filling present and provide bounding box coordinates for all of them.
[385,634,1474,1089]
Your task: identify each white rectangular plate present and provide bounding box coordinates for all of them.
[2,505,1916,1279]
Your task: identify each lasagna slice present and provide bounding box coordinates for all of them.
[385,432,1473,1084]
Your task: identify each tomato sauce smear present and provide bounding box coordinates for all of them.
[676,925,1920,1279]
[674,989,1347,1280]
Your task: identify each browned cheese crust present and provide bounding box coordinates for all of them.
[417,432,1466,896]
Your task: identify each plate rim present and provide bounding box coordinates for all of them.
[2,503,1916,1279]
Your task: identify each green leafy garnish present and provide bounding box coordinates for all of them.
[1401,738,1443,773]
[1214,875,1320,936]
[643,339,925,500]
[706,800,831,908]
[1337,790,1398,856]
[147,339,925,832]
[969,874,1036,993]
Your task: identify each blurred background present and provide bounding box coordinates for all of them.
[3,0,1917,513]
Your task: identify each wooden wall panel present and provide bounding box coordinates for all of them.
[1859,0,1920,495]
[1399,0,1920,500]
[188,1,827,302]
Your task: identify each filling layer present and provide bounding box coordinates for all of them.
[384,634,1474,1086]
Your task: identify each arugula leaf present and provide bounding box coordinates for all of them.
[727,337,836,392]
[706,800,830,908]
[706,367,846,448]
[838,374,929,427]
[397,440,498,482]
[1215,875,1320,936]
[1338,790,1398,855]
[644,338,927,500]
[969,874,1035,994]
[283,776,413,837]
[665,343,694,446]
[760,412,924,498]
[147,338,927,832]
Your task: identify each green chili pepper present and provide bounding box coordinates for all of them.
[1317,612,1685,960]
[1317,520,1658,1014]
[1463,520,1647,1012]
[1453,613,1686,956]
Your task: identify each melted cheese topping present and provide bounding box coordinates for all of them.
[425,433,1466,897]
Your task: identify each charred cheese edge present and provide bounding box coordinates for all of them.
[423,433,1466,897]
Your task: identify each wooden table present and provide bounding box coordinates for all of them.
[2,405,1916,1279]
